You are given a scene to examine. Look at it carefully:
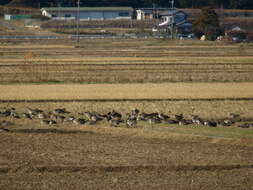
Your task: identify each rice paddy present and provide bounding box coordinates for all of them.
[0,38,253,189]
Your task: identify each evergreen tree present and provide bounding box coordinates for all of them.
[1,0,253,9]
[193,7,222,40]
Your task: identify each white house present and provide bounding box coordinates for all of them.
[136,9,154,20]
[159,10,187,26]
[136,8,168,20]
[157,10,192,34]
[41,7,133,20]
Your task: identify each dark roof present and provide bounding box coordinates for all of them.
[160,10,186,16]
[41,7,133,12]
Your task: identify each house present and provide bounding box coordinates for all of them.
[159,10,187,26]
[156,9,192,35]
[136,9,154,20]
[226,26,247,42]
[4,14,31,20]
[41,7,134,20]
[136,8,168,20]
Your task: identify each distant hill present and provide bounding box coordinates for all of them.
[3,0,253,10]
[6,0,38,7]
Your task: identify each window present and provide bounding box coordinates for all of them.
[65,14,71,18]
[119,12,129,17]
[52,14,57,17]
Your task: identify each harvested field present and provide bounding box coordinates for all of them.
[0,100,253,189]
[0,39,253,82]
[1,63,253,83]
[0,118,253,189]
[0,83,253,101]
[1,38,253,189]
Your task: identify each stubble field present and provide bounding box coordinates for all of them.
[0,39,253,83]
[0,38,253,189]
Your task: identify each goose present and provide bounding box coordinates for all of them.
[1,110,11,117]
[41,120,50,125]
[53,108,70,114]
[11,111,20,119]
[107,116,123,127]
[91,114,103,122]
[131,108,140,116]
[49,120,57,125]
[191,115,203,125]
[126,118,137,128]
[0,127,10,132]
[67,116,75,122]
[27,108,43,116]
[126,114,137,127]
[158,113,170,121]
[108,110,122,120]
[175,114,184,121]
[41,119,56,125]
[38,113,47,119]
[148,117,162,127]
[165,119,179,124]
[138,112,158,121]
[203,121,217,127]
[22,113,32,119]
[221,119,234,127]
[237,123,251,128]
[179,119,193,126]
[137,113,148,121]
[85,120,97,125]
[73,118,86,125]
[84,112,92,120]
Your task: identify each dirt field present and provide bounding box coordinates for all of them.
[0,38,253,189]
[0,122,253,190]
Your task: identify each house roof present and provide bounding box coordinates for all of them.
[157,20,192,28]
[160,10,186,16]
[41,7,134,12]
[231,26,243,31]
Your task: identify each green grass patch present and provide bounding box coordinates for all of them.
[154,124,253,139]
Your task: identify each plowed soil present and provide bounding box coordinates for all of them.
[0,124,252,190]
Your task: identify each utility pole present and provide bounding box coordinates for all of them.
[76,0,80,43]
[170,0,174,40]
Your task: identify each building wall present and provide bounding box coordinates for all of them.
[42,10,132,20]
[136,10,154,20]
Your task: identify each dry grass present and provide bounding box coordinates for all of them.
[1,56,253,65]
[0,39,253,83]
[0,83,253,101]
[1,63,253,83]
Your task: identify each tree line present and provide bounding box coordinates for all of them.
[1,0,253,9]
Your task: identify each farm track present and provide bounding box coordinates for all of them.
[0,164,253,174]
[1,98,253,103]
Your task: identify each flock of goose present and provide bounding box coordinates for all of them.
[0,107,252,132]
